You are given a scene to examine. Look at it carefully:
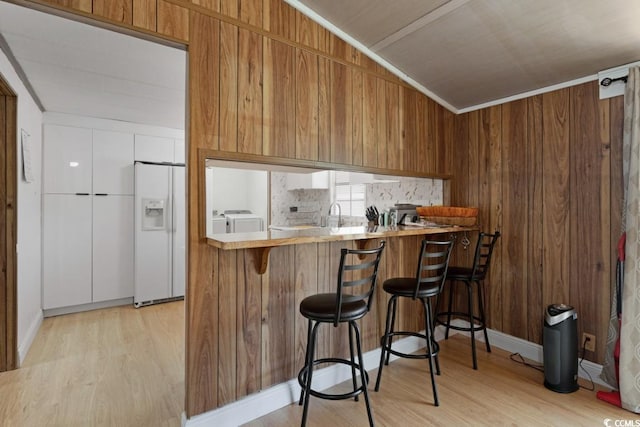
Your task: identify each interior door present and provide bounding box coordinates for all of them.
[171,166,186,298]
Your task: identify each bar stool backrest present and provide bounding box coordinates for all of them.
[470,231,501,280]
[413,239,454,300]
[334,241,386,326]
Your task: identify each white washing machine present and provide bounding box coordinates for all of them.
[224,210,264,233]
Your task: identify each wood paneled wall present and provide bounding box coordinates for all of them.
[446,83,623,365]
[15,0,623,419]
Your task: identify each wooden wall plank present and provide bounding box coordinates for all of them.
[401,87,417,173]
[263,38,295,158]
[219,22,238,152]
[263,0,295,41]
[416,95,429,174]
[191,0,220,12]
[500,99,528,338]
[376,78,387,169]
[132,0,156,31]
[295,49,319,161]
[570,83,611,361]
[295,12,318,49]
[220,0,238,17]
[239,0,262,26]
[237,28,263,155]
[262,246,295,386]
[186,13,220,416]
[157,0,189,41]
[93,0,132,24]
[236,249,262,397]
[46,0,92,13]
[542,89,570,309]
[217,249,237,405]
[330,62,352,165]
[317,57,331,162]
[294,244,318,372]
[385,82,401,170]
[352,69,363,166]
[527,95,544,344]
[362,73,377,168]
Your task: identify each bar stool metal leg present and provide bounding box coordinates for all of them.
[352,321,374,427]
[349,323,359,402]
[467,281,478,370]
[301,321,320,427]
[423,298,439,406]
[425,298,440,376]
[476,280,491,353]
[299,319,313,406]
[385,297,398,366]
[445,279,455,339]
[375,295,396,391]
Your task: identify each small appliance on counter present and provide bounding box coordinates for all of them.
[543,303,578,393]
[394,203,421,225]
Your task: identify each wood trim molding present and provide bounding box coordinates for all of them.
[9,0,189,49]
[0,73,18,372]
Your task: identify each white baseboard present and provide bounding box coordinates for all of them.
[448,319,608,387]
[43,297,133,318]
[184,330,433,427]
[184,322,608,426]
[18,309,43,366]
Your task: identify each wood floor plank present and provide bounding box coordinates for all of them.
[245,334,629,427]
[0,302,184,426]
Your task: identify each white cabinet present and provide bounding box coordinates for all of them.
[43,194,93,309]
[287,171,329,190]
[93,196,134,301]
[43,125,92,194]
[93,130,134,195]
[134,134,175,163]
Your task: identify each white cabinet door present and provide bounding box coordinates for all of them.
[134,134,175,163]
[174,139,185,163]
[43,125,92,194]
[93,195,134,302]
[93,130,134,195]
[43,194,92,309]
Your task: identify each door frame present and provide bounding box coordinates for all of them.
[0,72,18,372]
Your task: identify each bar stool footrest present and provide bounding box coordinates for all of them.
[381,331,439,360]
[298,357,369,401]
[436,311,486,331]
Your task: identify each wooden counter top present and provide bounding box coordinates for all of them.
[207,224,475,250]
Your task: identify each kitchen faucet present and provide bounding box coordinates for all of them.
[328,202,343,227]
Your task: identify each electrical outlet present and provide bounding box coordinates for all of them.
[582,333,596,352]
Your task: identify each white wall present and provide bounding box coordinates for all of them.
[206,167,268,233]
[0,48,44,364]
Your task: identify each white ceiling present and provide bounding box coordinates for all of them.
[291,0,640,111]
[0,1,186,129]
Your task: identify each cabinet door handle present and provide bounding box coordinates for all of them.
[75,193,90,196]
[94,193,108,196]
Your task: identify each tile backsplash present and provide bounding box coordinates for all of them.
[270,172,443,227]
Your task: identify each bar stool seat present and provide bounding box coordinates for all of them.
[298,241,386,427]
[374,239,453,407]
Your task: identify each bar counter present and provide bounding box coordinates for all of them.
[207,225,476,274]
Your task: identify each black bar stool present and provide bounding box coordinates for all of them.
[374,239,453,407]
[435,231,500,369]
[298,241,386,427]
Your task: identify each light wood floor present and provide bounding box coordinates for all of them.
[0,301,184,427]
[246,335,633,427]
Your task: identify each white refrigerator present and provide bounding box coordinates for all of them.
[134,161,185,307]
